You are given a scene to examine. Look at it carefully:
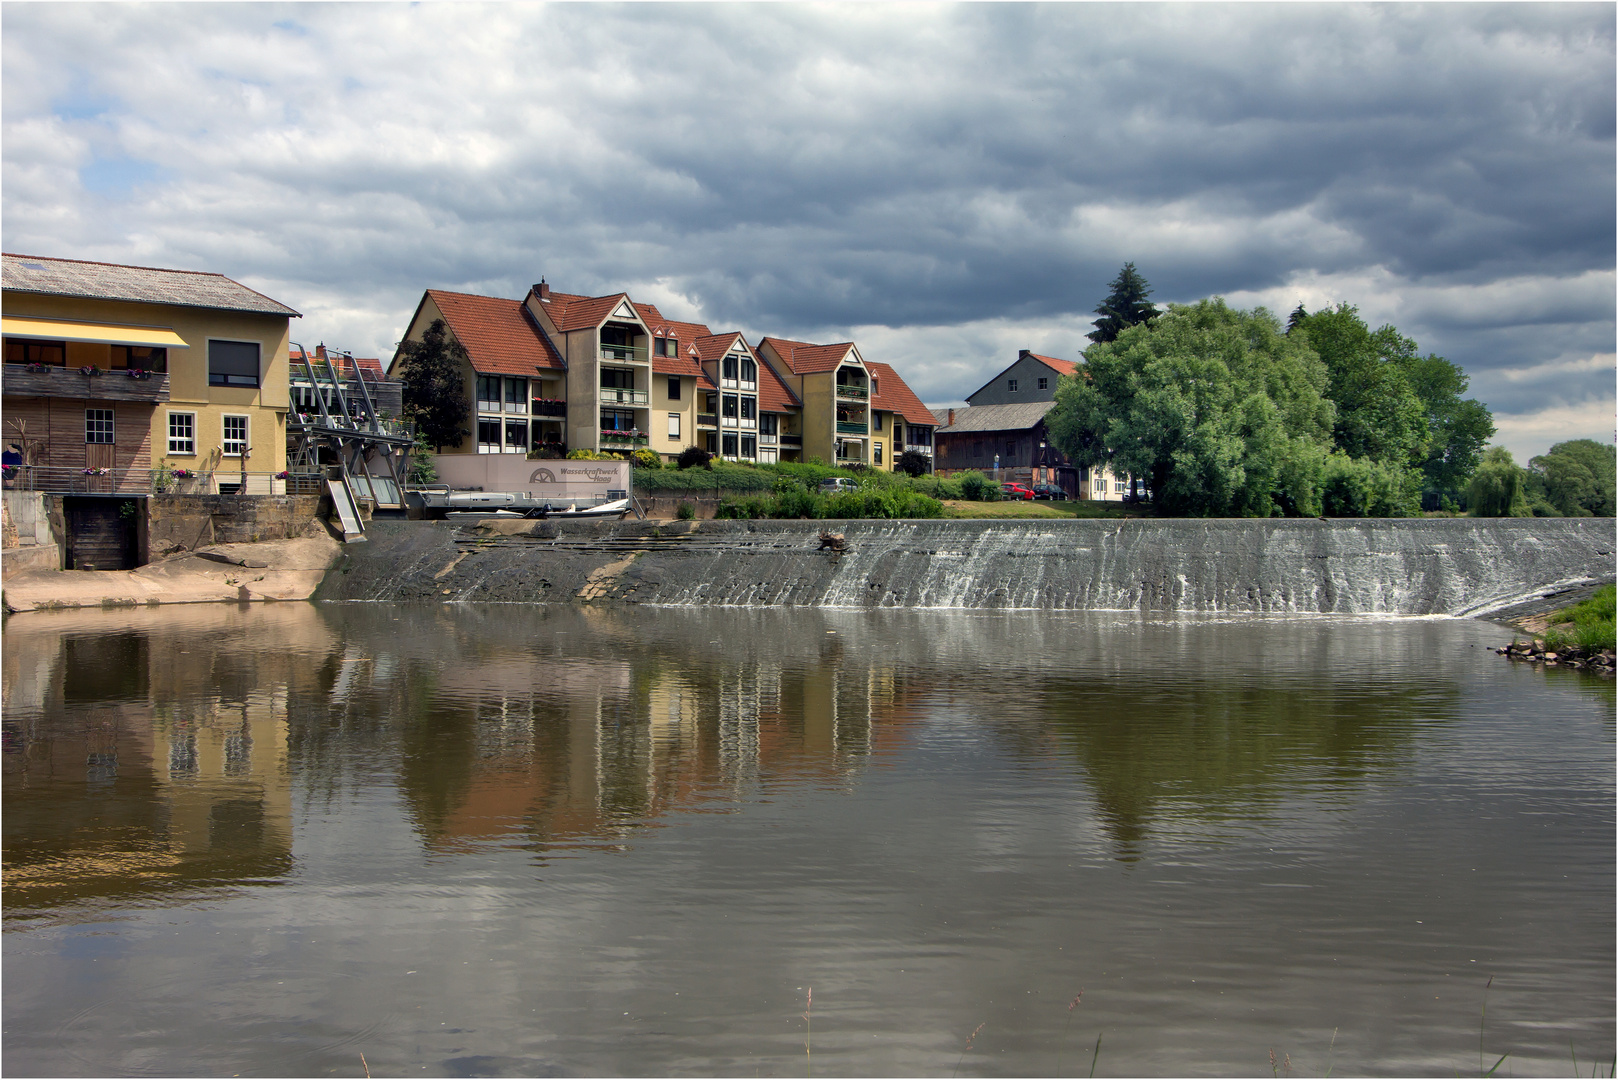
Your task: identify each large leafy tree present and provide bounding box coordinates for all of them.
[1528,439,1616,516]
[396,318,470,452]
[1087,263,1160,344]
[1051,299,1336,517]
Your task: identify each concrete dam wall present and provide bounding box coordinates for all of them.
[320,517,1615,616]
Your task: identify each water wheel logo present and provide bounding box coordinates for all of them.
[529,467,558,484]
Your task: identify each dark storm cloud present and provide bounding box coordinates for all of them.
[2,2,1611,454]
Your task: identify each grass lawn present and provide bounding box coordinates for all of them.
[940,499,1146,519]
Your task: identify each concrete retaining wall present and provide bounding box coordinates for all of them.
[1,491,63,575]
[319,516,1616,617]
[148,494,327,552]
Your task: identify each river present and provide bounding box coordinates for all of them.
[3,603,1612,1076]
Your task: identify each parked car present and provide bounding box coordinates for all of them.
[1031,483,1067,500]
[818,477,859,494]
[1000,482,1035,501]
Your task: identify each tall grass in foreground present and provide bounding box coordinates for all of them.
[1545,584,1617,652]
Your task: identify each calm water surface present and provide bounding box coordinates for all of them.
[2,603,1612,1077]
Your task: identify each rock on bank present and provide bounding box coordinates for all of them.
[318,517,1614,616]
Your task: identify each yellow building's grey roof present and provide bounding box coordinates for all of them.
[2,253,300,317]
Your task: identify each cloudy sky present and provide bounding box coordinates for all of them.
[3,2,1612,459]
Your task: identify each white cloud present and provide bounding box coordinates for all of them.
[1490,397,1617,463]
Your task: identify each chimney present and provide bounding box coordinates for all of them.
[948,408,956,426]
[315,344,327,360]
[1019,349,1031,360]
[533,280,550,300]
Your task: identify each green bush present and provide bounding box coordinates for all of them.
[775,486,820,519]
[908,475,964,500]
[676,501,696,521]
[958,470,997,501]
[676,445,713,470]
[631,448,663,469]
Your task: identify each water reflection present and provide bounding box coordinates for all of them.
[294,606,926,854]
[2,607,334,917]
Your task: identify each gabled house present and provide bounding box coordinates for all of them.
[390,288,567,455]
[755,337,874,466]
[935,349,1126,498]
[966,349,1076,406]
[634,305,715,462]
[2,253,299,495]
[865,361,935,471]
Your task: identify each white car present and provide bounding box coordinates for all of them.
[818,477,859,494]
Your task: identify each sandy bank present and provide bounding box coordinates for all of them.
[2,534,344,613]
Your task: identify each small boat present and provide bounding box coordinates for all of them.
[443,498,632,522]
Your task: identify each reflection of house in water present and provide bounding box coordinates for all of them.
[332,618,923,854]
[2,608,336,915]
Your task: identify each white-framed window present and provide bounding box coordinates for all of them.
[222,415,249,457]
[741,434,756,458]
[476,376,501,413]
[208,340,260,388]
[86,409,114,444]
[739,356,757,388]
[1115,479,1129,494]
[668,412,681,439]
[505,378,527,414]
[740,396,756,425]
[167,411,196,455]
[504,418,528,452]
[1007,378,1019,392]
[477,418,502,453]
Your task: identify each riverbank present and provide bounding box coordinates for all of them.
[1,533,342,613]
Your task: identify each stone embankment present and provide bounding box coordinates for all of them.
[319,516,1615,616]
[1495,638,1616,674]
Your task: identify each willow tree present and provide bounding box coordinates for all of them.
[1050,299,1336,517]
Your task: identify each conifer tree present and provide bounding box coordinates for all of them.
[1086,263,1160,344]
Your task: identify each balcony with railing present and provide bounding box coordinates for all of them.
[696,413,718,428]
[834,443,865,463]
[835,420,868,435]
[779,433,803,447]
[531,398,567,418]
[834,381,869,401]
[600,344,648,364]
[599,429,648,447]
[598,386,649,406]
[4,363,171,403]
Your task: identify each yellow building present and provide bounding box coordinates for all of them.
[2,253,298,494]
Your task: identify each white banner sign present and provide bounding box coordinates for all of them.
[431,456,630,500]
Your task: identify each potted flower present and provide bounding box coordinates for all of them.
[79,365,103,377]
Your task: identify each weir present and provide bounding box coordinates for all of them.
[320,516,1614,616]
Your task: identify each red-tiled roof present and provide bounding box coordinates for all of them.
[757,336,857,375]
[865,362,934,427]
[288,348,385,381]
[634,303,715,380]
[693,332,744,362]
[1028,352,1077,377]
[425,289,565,376]
[539,290,638,333]
[757,356,801,413]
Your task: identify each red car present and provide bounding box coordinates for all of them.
[1000,483,1035,501]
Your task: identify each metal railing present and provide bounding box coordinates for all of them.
[600,345,648,363]
[835,421,868,434]
[3,465,302,496]
[835,383,869,401]
[696,413,718,427]
[779,433,803,446]
[599,430,648,446]
[599,387,649,406]
[532,399,567,417]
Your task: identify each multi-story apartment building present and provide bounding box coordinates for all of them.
[2,253,298,497]
[390,280,930,471]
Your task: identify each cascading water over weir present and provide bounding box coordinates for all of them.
[321,517,1615,616]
